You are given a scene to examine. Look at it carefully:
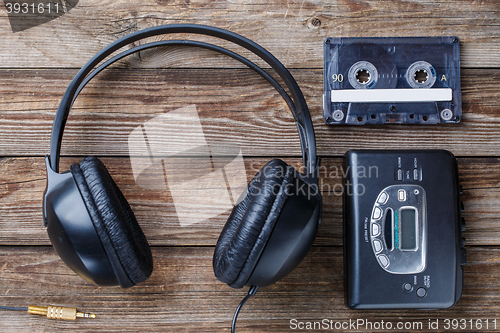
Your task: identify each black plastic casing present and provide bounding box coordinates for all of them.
[43,156,131,287]
[343,150,465,309]
[246,172,322,287]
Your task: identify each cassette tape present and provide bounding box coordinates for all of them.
[323,37,461,125]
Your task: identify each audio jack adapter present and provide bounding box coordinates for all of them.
[28,305,96,320]
[0,305,96,321]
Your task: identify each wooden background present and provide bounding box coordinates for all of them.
[1,0,500,332]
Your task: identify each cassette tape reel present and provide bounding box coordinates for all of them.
[323,37,461,125]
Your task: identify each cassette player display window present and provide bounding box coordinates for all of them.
[370,185,427,274]
[399,208,417,251]
[323,37,461,125]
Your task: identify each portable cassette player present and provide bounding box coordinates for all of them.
[343,150,466,309]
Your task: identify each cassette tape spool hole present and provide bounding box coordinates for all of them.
[414,69,428,84]
[356,69,371,84]
[348,61,379,89]
[406,61,437,89]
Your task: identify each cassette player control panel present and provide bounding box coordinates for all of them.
[323,37,461,124]
[343,150,466,309]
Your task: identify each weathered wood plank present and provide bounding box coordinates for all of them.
[0,246,497,332]
[0,0,499,68]
[0,156,497,246]
[0,68,499,156]
[0,2,498,332]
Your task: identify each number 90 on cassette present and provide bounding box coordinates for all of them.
[323,37,461,125]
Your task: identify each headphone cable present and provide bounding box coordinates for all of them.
[0,305,28,311]
[231,286,259,333]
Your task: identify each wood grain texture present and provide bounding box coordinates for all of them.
[0,156,496,246]
[0,68,499,157]
[0,0,499,68]
[0,246,498,332]
[0,1,499,331]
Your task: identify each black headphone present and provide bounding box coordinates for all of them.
[43,24,321,291]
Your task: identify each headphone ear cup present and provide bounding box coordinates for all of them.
[213,159,294,288]
[71,156,153,287]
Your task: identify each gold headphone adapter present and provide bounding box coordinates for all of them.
[28,305,96,320]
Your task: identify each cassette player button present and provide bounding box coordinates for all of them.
[397,169,403,181]
[372,223,381,237]
[377,192,389,204]
[372,207,383,220]
[373,239,383,253]
[398,189,406,201]
[416,287,427,298]
[377,254,389,268]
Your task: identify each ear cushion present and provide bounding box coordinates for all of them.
[213,159,294,288]
[71,156,153,287]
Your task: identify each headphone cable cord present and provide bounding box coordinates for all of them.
[0,305,28,311]
[231,286,259,333]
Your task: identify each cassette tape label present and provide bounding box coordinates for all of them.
[323,37,461,125]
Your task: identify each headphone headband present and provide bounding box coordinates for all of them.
[49,24,317,174]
